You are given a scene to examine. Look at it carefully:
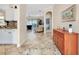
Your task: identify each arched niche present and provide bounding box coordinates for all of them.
[45,11,52,33]
[46,11,52,19]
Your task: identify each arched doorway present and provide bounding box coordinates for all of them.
[44,11,53,35]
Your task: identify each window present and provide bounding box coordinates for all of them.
[0,10,5,26]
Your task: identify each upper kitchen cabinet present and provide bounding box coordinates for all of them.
[6,4,19,21]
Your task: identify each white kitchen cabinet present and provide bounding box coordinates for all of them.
[12,29,17,44]
[0,29,17,44]
[5,30,13,44]
[0,30,5,44]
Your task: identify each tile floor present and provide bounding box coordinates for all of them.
[0,31,61,55]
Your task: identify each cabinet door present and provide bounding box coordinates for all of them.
[6,31,13,44]
[0,30,13,44]
[0,30,4,44]
[12,30,17,44]
[59,38,64,54]
[68,34,78,54]
[5,30,17,44]
[64,34,78,55]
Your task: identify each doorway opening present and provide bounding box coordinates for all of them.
[44,11,52,34]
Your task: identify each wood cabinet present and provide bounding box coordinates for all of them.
[53,29,78,55]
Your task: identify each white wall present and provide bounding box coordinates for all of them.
[0,4,14,20]
[53,4,79,33]
[26,4,53,16]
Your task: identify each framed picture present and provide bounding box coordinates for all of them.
[62,5,76,22]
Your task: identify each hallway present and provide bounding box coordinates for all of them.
[23,31,61,55]
[0,31,61,55]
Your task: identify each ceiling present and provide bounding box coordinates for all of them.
[26,4,53,16]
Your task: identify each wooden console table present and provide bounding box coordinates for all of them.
[53,29,78,55]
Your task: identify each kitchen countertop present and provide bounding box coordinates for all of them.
[0,27,17,29]
[0,21,17,29]
[53,29,78,34]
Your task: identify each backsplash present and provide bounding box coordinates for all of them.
[0,21,17,29]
